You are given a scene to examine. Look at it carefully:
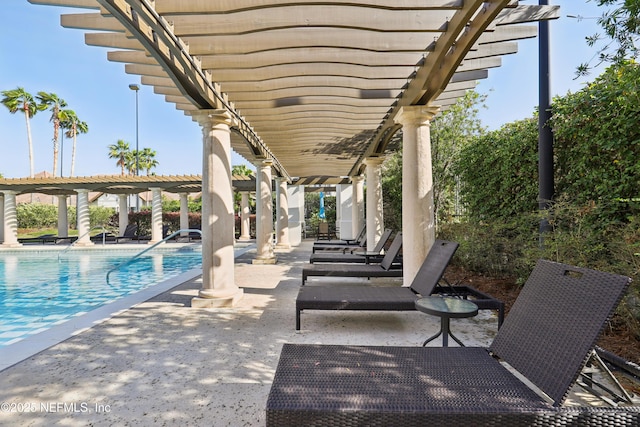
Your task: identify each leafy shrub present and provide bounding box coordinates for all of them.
[552,61,640,211]
[17,203,58,228]
[455,118,539,221]
[90,206,116,228]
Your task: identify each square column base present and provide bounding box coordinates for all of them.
[1,243,22,248]
[191,289,244,308]
[252,256,277,265]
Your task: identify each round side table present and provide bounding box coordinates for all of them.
[415,296,478,347]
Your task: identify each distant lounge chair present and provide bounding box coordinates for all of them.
[268,260,637,426]
[312,225,365,249]
[90,232,116,243]
[316,222,331,240]
[53,236,78,244]
[309,228,392,264]
[297,240,503,330]
[302,232,403,284]
[311,237,367,254]
[115,224,148,243]
[18,233,56,244]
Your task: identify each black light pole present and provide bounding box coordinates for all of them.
[60,132,64,178]
[129,83,140,212]
[538,0,553,242]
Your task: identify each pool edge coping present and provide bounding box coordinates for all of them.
[0,243,256,372]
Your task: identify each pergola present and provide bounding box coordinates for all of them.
[0,174,256,249]
[14,0,559,307]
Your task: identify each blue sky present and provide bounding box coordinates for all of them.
[0,1,608,179]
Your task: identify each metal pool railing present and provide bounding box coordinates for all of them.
[105,229,202,285]
[57,226,108,262]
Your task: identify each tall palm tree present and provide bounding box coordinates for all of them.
[125,150,137,176]
[1,87,46,177]
[60,109,89,177]
[108,139,131,176]
[37,92,68,177]
[138,147,159,176]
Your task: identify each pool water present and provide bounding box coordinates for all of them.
[0,247,203,348]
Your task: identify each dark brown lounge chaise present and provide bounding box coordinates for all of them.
[309,228,392,264]
[297,239,503,330]
[268,260,637,426]
[302,232,403,284]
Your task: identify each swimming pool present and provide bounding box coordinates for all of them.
[0,245,206,348]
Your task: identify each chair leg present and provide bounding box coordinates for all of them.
[497,303,505,329]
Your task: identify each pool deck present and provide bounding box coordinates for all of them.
[0,240,632,426]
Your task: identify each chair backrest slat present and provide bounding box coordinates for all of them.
[409,240,459,296]
[490,259,632,406]
[371,229,393,253]
[380,233,403,271]
[122,223,137,237]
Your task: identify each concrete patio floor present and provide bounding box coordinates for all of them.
[0,240,627,426]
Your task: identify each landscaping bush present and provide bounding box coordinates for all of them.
[17,203,58,228]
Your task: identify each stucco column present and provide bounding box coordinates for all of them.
[336,184,353,240]
[2,191,20,247]
[254,159,276,264]
[149,187,163,243]
[57,196,69,238]
[239,191,251,240]
[275,177,290,249]
[0,194,4,244]
[118,194,129,235]
[179,193,189,237]
[191,109,243,307]
[364,156,385,252]
[395,105,440,286]
[287,185,304,246]
[75,189,93,246]
[351,175,365,239]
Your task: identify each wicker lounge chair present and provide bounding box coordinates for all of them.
[297,239,503,330]
[268,260,637,426]
[302,232,403,284]
[309,229,392,264]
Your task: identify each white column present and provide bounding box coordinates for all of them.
[191,109,243,307]
[239,191,251,240]
[149,187,163,243]
[118,194,129,235]
[364,156,385,252]
[0,194,4,243]
[275,177,290,249]
[57,195,69,238]
[232,186,237,242]
[179,193,189,237]
[2,191,20,247]
[336,184,353,240]
[287,185,304,246]
[75,189,93,246]
[395,105,440,286]
[351,175,365,239]
[254,159,276,263]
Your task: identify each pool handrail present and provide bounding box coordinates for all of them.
[57,226,109,262]
[105,229,202,284]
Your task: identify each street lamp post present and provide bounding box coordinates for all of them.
[129,83,140,212]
